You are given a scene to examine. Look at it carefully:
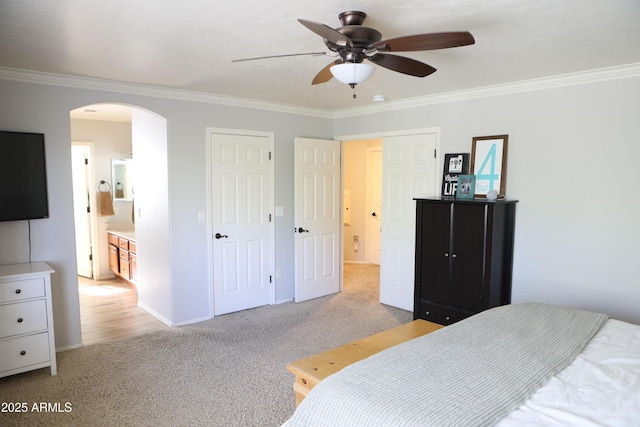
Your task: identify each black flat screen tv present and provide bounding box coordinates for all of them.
[0,130,50,222]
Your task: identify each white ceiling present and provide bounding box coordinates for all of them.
[2,0,640,116]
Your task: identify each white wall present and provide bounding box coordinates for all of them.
[0,82,84,349]
[130,109,173,324]
[335,75,640,324]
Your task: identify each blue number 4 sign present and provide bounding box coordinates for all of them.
[477,143,500,192]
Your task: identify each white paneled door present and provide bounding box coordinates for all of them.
[380,133,438,311]
[210,131,273,315]
[294,138,341,302]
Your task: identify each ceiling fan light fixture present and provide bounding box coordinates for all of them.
[330,62,375,86]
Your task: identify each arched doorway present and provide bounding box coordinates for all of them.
[69,103,168,344]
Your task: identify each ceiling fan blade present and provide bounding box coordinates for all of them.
[312,62,337,85]
[232,52,326,62]
[368,54,436,77]
[372,31,475,52]
[298,19,353,47]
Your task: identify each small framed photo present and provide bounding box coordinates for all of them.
[471,135,508,197]
[456,175,476,199]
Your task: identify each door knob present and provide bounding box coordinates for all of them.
[297,227,309,233]
[215,233,228,239]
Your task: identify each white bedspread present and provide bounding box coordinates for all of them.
[497,318,640,427]
[285,303,610,427]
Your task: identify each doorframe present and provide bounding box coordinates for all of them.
[336,127,442,290]
[71,142,99,279]
[205,127,276,317]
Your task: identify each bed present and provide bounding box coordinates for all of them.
[284,302,640,426]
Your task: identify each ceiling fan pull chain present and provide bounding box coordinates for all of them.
[352,60,358,98]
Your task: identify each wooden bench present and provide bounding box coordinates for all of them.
[286,319,443,406]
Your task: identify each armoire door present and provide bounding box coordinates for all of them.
[449,203,490,313]
[416,201,451,305]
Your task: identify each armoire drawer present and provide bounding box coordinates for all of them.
[440,305,474,325]
[418,300,443,324]
[0,332,50,373]
[417,300,474,325]
[0,300,48,338]
[0,278,45,303]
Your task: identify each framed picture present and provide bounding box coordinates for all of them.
[441,153,470,197]
[471,135,508,197]
[456,175,476,199]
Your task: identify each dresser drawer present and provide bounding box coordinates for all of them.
[128,241,136,253]
[0,332,50,373]
[0,300,48,338]
[0,278,45,303]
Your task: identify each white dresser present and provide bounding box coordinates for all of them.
[0,262,56,378]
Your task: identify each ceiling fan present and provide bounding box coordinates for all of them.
[233,11,475,89]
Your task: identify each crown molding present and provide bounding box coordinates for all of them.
[332,63,640,119]
[2,63,639,120]
[0,67,334,119]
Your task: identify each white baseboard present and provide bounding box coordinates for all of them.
[56,343,83,352]
[137,301,174,326]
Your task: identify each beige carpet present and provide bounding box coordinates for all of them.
[0,264,412,427]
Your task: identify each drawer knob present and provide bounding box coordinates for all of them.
[15,289,22,294]
[445,316,450,320]
[425,311,430,315]
[17,317,23,323]
[20,350,26,356]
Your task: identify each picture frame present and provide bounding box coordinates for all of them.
[441,153,470,197]
[456,175,476,199]
[470,135,508,197]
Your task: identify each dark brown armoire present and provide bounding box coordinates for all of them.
[413,198,517,325]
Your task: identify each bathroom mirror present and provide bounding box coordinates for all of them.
[111,158,134,201]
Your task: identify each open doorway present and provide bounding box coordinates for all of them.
[70,103,167,344]
[342,138,383,297]
[341,130,440,310]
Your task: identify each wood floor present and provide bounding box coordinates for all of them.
[78,276,168,345]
